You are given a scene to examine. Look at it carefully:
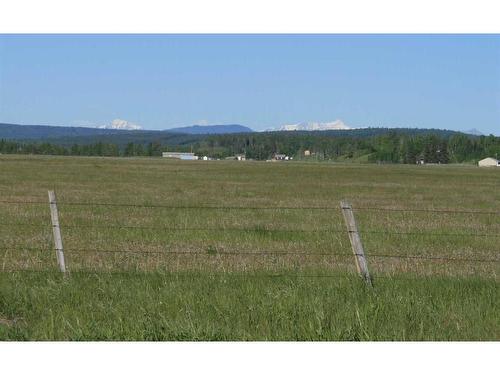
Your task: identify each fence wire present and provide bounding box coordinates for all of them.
[1,199,500,215]
[1,246,498,263]
[1,198,499,272]
[1,221,500,239]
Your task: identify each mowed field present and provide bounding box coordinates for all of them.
[0,155,499,340]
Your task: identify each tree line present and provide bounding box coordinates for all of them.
[1,131,499,163]
[195,132,500,163]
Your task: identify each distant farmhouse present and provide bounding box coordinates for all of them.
[478,157,499,167]
[162,152,198,160]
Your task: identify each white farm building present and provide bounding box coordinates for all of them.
[478,157,499,167]
[162,152,198,160]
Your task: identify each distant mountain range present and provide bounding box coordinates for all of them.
[0,121,477,149]
[277,119,351,131]
[167,124,253,134]
[95,120,254,134]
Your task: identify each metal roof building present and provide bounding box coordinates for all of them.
[162,152,198,160]
[478,157,499,167]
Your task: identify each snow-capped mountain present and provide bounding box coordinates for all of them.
[277,119,351,131]
[98,119,143,130]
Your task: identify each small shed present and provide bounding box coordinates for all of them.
[478,157,499,167]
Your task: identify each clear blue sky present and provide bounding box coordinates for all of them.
[0,34,499,134]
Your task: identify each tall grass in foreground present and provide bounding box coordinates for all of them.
[0,271,498,341]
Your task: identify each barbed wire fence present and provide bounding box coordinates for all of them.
[0,192,499,283]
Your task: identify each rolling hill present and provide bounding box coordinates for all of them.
[0,122,253,146]
[0,123,125,140]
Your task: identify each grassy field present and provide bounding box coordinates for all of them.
[0,155,499,340]
[1,272,498,340]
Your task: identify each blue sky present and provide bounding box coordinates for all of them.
[0,34,499,134]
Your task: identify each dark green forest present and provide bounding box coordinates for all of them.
[1,130,499,164]
[196,131,500,163]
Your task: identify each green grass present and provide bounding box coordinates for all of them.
[0,155,499,340]
[1,271,498,341]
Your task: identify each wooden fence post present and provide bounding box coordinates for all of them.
[48,190,66,273]
[340,200,372,286]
